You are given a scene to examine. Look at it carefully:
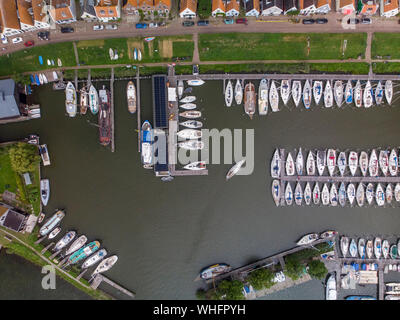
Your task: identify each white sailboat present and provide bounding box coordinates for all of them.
[272,179,281,206]
[386,183,393,204]
[379,150,389,176]
[313,81,323,105]
[187,79,205,86]
[280,80,291,105]
[324,80,333,108]
[180,96,196,103]
[225,80,233,107]
[356,183,365,207]
[334,80,344,107]
[312,183,320,205]
[292,81,301,107]
[369,149,379,177]
[180,103,197,110]
[296,148,304,175]
[177,129,202,140]
[184,161,206,170]
[89,84,99,115]
[366,183,374,205]
[375,183,385,206]
[348,151,358,176]
[389,148,398,176]
[375,81,384,105]
[180,120,203,129]
[258,79,269,115]
[327,149,336,177]
[363,81,373,108]
[385,80,393,105]
[395,183,400,202]
[286,152,295,176]
[234,80,243,105]
[347,183,356,206]
[359,151,369,177]
[337,151,347,176]
[330,183,338,207]
[285,182,293,206]
[304,182,312,205]
[344,80,353,105]
[321,183,330,206]
[306,151,316,176]
[269,80,279,112]
[317,150,326,176]
[226,159,246,180]
[338,182,347,207]
[354,80,362,107]
[294,182,303,206]
[271,149,281,178]
[177,80,184,99]
[302,79,312,109]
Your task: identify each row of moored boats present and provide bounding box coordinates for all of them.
[340,236,400,260]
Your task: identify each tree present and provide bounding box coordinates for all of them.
[247,268,274,290]
[216,280,244,300]
[8,143,40,174]
[196,288,206,300]
[285,257,305,281]
[307,260,328,280]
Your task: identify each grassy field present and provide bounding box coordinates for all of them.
[372,62,400,74]
[199,33,367,61]
[0,42,76,77]
[371,33,400,59]
[0,148,17,194]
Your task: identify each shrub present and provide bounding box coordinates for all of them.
[216,280,244,300]
[247,268,274,290]
[307,260,328,280]
[285,257,306,281]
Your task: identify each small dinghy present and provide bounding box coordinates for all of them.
[386,184,393,204]
[358,238,366,259]
[348,151,358,176]
[258,79,268,115]
[395,183,400,202]
[57,58,62,67]
[179,110,201,119]
[177,129,202,140]
[179,103,196,110]
[312,182,320,205]
[286,152,295,176]
[178,80,184,99]
[178,140,204,150]
[313,81,323,105]
[294,182,303,206]
[379,150,389,176]
[285,182,293,206]
[330,183,338,206]
[184,161,206,171]
[180,96,196,103]
[40,179,50,206]
[366,240,373,259]
[302,79,312,109]
[382,240,390,259]
[389,148,398,176]
[374,237,382,259]
[280,80,291,105]
[341,236,349,257]
[334,80,344,107]
[48,227,61,240]
[180,120,202,129]
[304,182,312,205]
[337,151,347,176]
[317,150,326,176]
[366,183,374,205]
[338,182,347,207]
[225,80,233,107]
[359,151,369,177]
[187,79,205,86]
[269,80,279,112]
[324,80,333,108]
[306,151,316,175]
[345,80,353,105]
[296,233,318,246]
[292,81,301,107]
[354,80,362,107]
[271,149,281,178]
[356,183,365,207]
[350,239,358,257]
[234,80,243,105]
[385,80,393,105]
[272,179,281,206]
[226,159,245,180]
[375,183,385,206]
[369,149,379,177]
[327,149,336,177]
[321,183,330,206]
[320,230,337,239]
[347,183,356,206]
[375,81,384,105]
[363,81,373,108]
[295,148,304,175]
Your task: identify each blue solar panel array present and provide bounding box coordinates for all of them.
[152,75,168,129]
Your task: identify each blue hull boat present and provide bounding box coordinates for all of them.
[35,74,40,85]
[39,56,43,65]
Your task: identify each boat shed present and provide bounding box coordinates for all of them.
[0,203,28,233]
[152,75,168,129]
[0,79,21,119]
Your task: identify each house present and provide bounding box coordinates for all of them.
[283,0,298,13]
[179,0,197,18]
[244,0,260,16]
[17,0,36,32]
[358,0,379,15]
[261,0,284,15]
[32,0,51,29]
[94,0,121,22]
[154,0,171,15]
[337,0,355,14]
[49,0,77,24]
[212,0,226,16]
[0,79,21,120]
[80,0,98,20]
[138,0,155,15]
[225,0,240,16]
[122,0,139,15]
[381,0,398,17]
[0,0,23,37]
[299,0,316,14]
[315,0,331,13]
[0,204,28,233]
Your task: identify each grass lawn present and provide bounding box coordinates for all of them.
[372,62,400,74]
[371,33,400,59]
[0,148,17,193]
[0,42,76,77]
[199,33,367,61]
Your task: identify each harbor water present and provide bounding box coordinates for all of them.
[1,79,400,299]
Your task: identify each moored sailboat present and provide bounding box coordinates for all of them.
[354,80,362,107]
[271,149,281,178]
[348,151,358,176]
[306,151,315,176]
[269,80,279,112]
[324,80,333,108]
[225,80,233,107]
[226,159,246,180]
[333,80,344,107]
[126,81,137,114]
[88,85,99,115]
[375,81,384,105]
[292,81,301,107]
[272,179,281,206]
[302,79,312,109]
[363,81,373,108]
[345,80,353,105]
[385,80,393,105]
[313,81,323,105]
[258,79,268,115]
[244,82,256,119]
[280,80,291,105]
[234,79,243,105]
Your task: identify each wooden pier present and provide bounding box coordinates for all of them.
[110,68,115,153]
[90,274,135,298]
[41,242,54,254]
[136,68,141,152]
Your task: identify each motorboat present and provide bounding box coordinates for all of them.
[280,80,291,105]
[356,183,365,207]
[295,148,304,175]
[321,183,330,206]
[306,151,315,176]
[382,240,390,259]
[258,79,268,115]
[313,81,323,105]
[320,230,337,239]
[65,82,77,117]
[225,80,233,107]
[366,183,374,205]
[39,144,50,166]
[81,249,107,269]
[374,237,382,259]
[184,161,206,170]
[334,80,344,107]
[269,80,279,112]
[40,179,50,206]
[66,241,100,267]
[187,79,205,86]
[327,149,336,177]
[141,121,153,166]
[243,82,256,119]
[226,159,246,180]
[126,81,136,114]
[326,273,337,300]
[286,152,295,176]
[53,231,76,252]
[285,183,293,206]
[354,80,362,107]
[48,227,61,240]
[395,183,400,202]
[340,236,349,257]
[88,85,99,115]
[304,182,312,205]
[296,233,318,246]
[349,238,358,257]
[389,149,398,176]
[317,150,326,176]
[385,80,393,105]
[292,81,301,107]
[379,150,389,176]
[179,103,197,110]
[330,183,338,207]
[359,151,369,177]
[179,110,201,119]
[178,140,204,150]
[375,81,384,105]
[177,129,202,140]
[302,79,312,109]
[366,240,373,259]
[369,149,379,177]
[272,179,281,206]
[324,80,333,108]
[348,151,358,176]
[347,296,376,300]
[39,210,65,237]
[358,238,366,259]
[338,182,346,207]
[390,245,398,259]
[65,235,87,256]
[199,263,231,280]
[312,183,320,205]
[363,81,373,108]
[271,149,281,178]
[294,182,303,205]
[337,151,346,176]
[177,80,184,99]
[180,96,196,103]
[180,120,202,129]
[344,80,353,105]
[347,183,356,206]
[375,183,385,206]
[234,80,243,105]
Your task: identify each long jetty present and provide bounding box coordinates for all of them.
[110,68,115,153]
[136,68,141,152]
[90,274,135,299]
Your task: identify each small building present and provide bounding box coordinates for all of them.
[381,0,398,17]
[122,0,139,15]
[358,0,379,15]
[154,0,171,15]
[49,0,77,24]
[299,0,316,14]
[0,204,28,233]
[80,0,98,20]
[17,0,37,32]
[138,0,155,15]
[245,0,260,16]
[261,0,284,15]
[283,0,298,13]
[22,173,32,186]
[32,0,51,29]
[315,0,331,13]
[212,0,226,16]
[225,0,240,16]
[0,79,21,120]
[94,0,121,22]
[0,0,23,37]
[337,0,355,14]
[179,0,197,17]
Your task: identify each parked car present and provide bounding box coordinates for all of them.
[105,24,118,30]
[135,23,148,29]
[236,18,248,24]
[224,18,234,24]
[37,31,50,40]
[1,35,7,44]
[24,40,34,47]
[316,18,328,24]
[12,37,23,44]
[347,18,360,25]
[273,271,286,283]
[93,25,104,31]
[149,22,158,28]
[61,27,74,33]
[197,20,209,26]
[182,21,194,27]
[361,17,372,24]
[302,19,315,24]
[242,284,254,297]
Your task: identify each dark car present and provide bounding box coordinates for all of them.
[316,18,328,24]
[361,17,372,24]
[135,23,148,29]
[24,40,34,47]
[197,20,209,26]
[347,18,360,24]
[236,18,248,24]
[60,27,74,33]
[302,19,315,24]
[182,21,194,27]
[37,31,50,40]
